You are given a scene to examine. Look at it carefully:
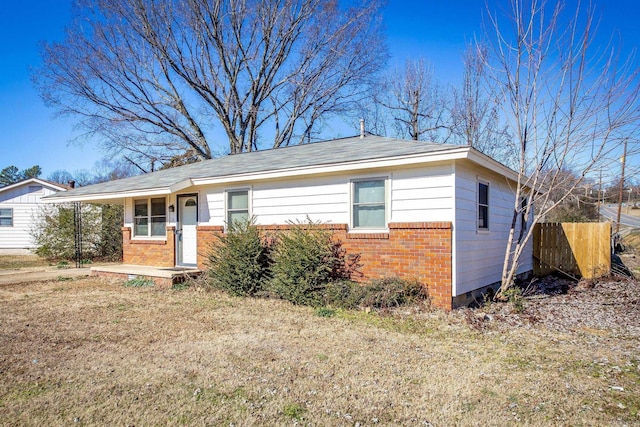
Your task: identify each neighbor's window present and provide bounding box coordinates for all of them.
[352,179,386,229]
[134,198,166,237]
[0,208,13,227]
[227,190,249,226]
[478,181,489,230]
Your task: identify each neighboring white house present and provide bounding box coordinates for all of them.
[0,178,68,252]
[44,135,533,309]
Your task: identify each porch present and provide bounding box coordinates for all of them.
[91,264,203,287]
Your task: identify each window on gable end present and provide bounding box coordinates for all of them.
[478,181,489,230]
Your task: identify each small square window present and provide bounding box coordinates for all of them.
[0,208,13,227]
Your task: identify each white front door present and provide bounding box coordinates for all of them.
[177,195,198,266]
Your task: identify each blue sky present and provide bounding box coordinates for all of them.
[0,0,638,179]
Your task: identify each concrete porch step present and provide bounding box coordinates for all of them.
[91,264,203,287]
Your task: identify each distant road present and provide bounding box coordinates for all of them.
[600,205,640,228]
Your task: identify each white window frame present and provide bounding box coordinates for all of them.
[477,179,490,232]
[133,197,167,238]
[225,188,251,230]
[0,208,13,227]
[350,176,389,231]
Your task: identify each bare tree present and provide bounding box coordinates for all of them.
[450,45,513,165]
[47,170,75,185]
[378,58,449,141]
[35,0,387,162]
[483,0,640,297]
[346,101,387,137]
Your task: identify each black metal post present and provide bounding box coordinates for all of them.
[74,202,83,268]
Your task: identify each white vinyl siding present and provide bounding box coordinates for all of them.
[252,178,346,224]
[454,163,533,296]
[198,166,455,229]
[390,164,454,223]
[0,182,64,249]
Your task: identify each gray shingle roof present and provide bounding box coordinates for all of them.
[44,135,458,200]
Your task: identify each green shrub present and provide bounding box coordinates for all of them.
[124,277,154,287]
[322,277,428,310]
[282,402,306,420]
[314,307,336,317]
[503,286,525,313]
[322,280,366,309]
[31,203,123,261]
[359,277,427,309]
[171,281,190,291]
[269,219,354,306]
[208,218,271,297]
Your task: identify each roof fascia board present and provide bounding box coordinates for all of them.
[169,178,194,193]
[42,187,170,203]
[466,149,520,183]
[192,147,471,186]
[0,177,67,194]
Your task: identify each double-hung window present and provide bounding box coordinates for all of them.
[352,179,387,229]
[478,181,489,230]
[134,198,166,237]
[0,208,13,227]
[226,190,249,226]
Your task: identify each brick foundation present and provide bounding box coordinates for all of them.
[92,270,174,288]
[344,222,452,310]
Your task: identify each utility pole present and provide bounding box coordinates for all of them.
[597,169,603,222]
[616,139,627,233]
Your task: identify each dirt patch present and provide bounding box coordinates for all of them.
[470,276,640,339]
[0,276,639,426]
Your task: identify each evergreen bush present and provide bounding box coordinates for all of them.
[207,218,271,297]
[359,277,428,309]
[269,219,353,306]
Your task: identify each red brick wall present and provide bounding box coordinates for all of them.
[121,226,175,267]
[124,222,453,309]
[196,225,224,270]
[342,222,453,310]
[196,222,453,310]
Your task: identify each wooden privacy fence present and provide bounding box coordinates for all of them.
[533,222,611,279]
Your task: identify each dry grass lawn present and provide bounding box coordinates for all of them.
[0,255,51,270]
[1,275,639,426]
